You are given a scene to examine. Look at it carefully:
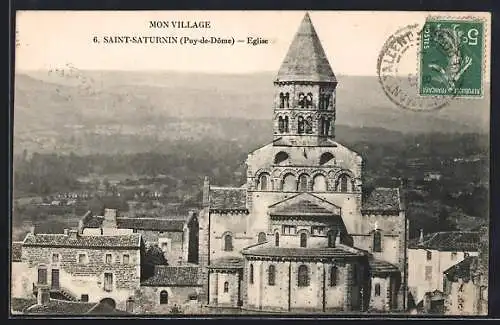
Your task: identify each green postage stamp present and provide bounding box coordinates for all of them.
[419,18,485,97]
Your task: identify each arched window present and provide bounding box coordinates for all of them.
[327,231,336,248]
[305,116,313,134]
[223,233,233,251]
[298,265,309,287]
[330,266,338,287]
[259,174,269,191]
[275,232,280,247]
[340,175,349,192]
[258,232,267,243]
[320,94,330,110]
[278,116,285,133]
[298,92,305,108]
[223,281,229,293]
[160,290,169,304]
[312,174,327,191]
[375,283,381,296]
[373,231,382,252]
[274,152,289,165]
[284,93,290,108]
[249,264,254,284]
[268,265,276,286]
[284,116,289,132]
[283,173,296,192]
[126,297,135,313]
[319,152,335,165]
[298,116,305,134]
[279,92,285,108]
[300,232,307,248]
[298,174,308,192]
[306,93,313,108]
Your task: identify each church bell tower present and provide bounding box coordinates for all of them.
[273,13,338,147]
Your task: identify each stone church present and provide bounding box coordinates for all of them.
[198,13,408,313]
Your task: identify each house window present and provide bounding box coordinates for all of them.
[268,265,276,286]
[103,272,113,292]
[327,231,336,248]
[258,232,267,244]
[81,294,89,302]
[37,267,48,285]
[123,254,130,264]
[375,283,381,296]
[451,252,457,260]
[444,278,452,295]
[426,251,432,261]
[223,281,229,293]
[373,231,382,252]
[160,290,168,304]
[298,174,308,191]
[223,233,233,251]
[480,286,487,300]
[425,266,432,281]
[298,265,309,287]
[52,253,60,263]
[78,253,88,265]
[330,266,338,287]
[275,232,280,247]
[283,225,296,235]
[300,233,307,248]
[105,253,112,264]
[249,264,254,284]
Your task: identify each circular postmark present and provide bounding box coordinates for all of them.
[377,24,457,112]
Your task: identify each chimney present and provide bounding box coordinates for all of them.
[418,229,424,245]
[103,208,117,229]
[63,229,69,236]
[69,229,78,240]
[202,176,210,207]
[37,287,50,305]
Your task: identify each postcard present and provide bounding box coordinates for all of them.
[11,10,490,316]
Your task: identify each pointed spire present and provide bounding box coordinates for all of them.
[276,12,337,83]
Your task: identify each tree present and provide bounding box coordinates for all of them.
[141,244,168,280]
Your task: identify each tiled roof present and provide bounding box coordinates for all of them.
[369,258,400,275]
[242,246,365,259]
[362,188,401,213]
[444,256,478,282]
[141,266,200,286]
[209,186,247,211]
[276,13,336,83]
[23,233,141,248]
[25,300,98,314]
[208,257,245,269]
[116,217,185,232]
[270,200,336,216]
[12,241,23,262]
[408,231,479,251]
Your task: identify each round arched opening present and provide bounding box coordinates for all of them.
[99,298,116,309]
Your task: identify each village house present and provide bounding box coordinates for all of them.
[407,230,480,312]
[79,208,199,265]
[198,13,408,313]
[15,227,143,312]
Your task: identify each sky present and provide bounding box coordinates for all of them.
[15,11,491,77]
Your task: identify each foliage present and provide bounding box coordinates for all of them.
[141,244,168,280]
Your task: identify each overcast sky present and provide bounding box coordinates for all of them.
[15,11,491,77]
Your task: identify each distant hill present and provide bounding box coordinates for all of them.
[13,71,489,154]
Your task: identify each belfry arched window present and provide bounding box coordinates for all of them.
[298,92,305,108]
[298,116,305,134]
[305,116,313,134]
[223,233,233,251]
[373,231,382,252]
[298,265,309,287]
[298,174,308,192]
[284,93,290,108]
[279,92,285,108]
[305,92,313,108]
[268,265,276,286]
[259,173,269,191]
[284,116,289,132]
[300,232,307,248]
[278,116,285,133]
[340,175,349,192]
